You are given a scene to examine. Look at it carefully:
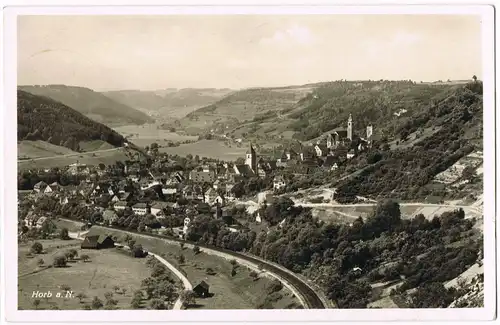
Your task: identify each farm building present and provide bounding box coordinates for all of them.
[81,234,115,250]
[193,281,210,298]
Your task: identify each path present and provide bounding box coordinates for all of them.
[68,230,192,310]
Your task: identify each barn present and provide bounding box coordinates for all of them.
[81,234,115,250]
[193,281,210,298]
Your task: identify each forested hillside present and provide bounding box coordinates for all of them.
[17,90,126,151]
[19,85,152,125]
[333,82,483,202]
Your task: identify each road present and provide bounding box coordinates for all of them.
[18,148,121,162]
[68,229,192,310]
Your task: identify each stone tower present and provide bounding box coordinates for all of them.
[245,143,257,173]
[347,114,353,141]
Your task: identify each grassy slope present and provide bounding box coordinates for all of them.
[18,239,151,310]
[85,226,299,309]
[18,141,77,159]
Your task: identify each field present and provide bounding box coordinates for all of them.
[113,124,198,148]
[18,239,151,310]
[18,147,129,171]
[85,226,300,309]
[158,139,248,161]
[78,140,116,152]
[18,141,76,159]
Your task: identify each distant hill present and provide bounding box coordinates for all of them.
[179,86,313,134]
[17,90,127,152]
[102,88,234,119]
[19,85,152,125]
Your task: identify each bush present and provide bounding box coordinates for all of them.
[30,242,43,254]
[53,255,67,268]
[265,279,283,294]
[91,296,103,309]
[193,245,200,255]
[59,228,70,240]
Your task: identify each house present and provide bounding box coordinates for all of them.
[255,211,262,223]
[35,216,47,228]
[151,201,171,217]
[322,156,340,171]
[346,150,355,160]
[81,234,115,249]
[233,164,255,178]
[204,188,218,204]
[68,161,89,176]
[114,200,129,211]
[102,209,119,224]
[110,195,120,203]
[132,202,149,215]
[33,181,48,193]
[314,144,328,157]
[193,281,210,298]
[189,166,217,183]
[273,176,286,191]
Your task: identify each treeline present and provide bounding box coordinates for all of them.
[17,90,126,151]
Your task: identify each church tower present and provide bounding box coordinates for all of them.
[347,114,353,141]
[245,143,257,173]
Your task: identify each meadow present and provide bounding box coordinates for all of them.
[158,140,248,161]
[18,238,151,310]
[85,226,300,309]
[113,124,198,148]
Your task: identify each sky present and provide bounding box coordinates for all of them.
[17,15,483,91]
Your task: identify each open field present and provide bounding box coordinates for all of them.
[85,226,300,309]
[18,239,151,310]
[18,141,76,159]
[158,139,248,161]
[113,124,198,148]
[78,140,116,152]
[18,147,128,171]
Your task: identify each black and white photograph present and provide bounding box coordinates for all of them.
[1,4,496,323]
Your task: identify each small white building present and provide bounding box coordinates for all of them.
[273,176,286,191]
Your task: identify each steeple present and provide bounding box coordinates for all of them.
[347,114,353,141]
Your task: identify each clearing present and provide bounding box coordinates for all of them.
[158,139,248,161]
[18,238,151,310]
[18,141,76,159]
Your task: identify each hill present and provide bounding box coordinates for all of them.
[18,85,152,125]
[178,86,313,134]
[17,90,127,152]
[102,88,234,119]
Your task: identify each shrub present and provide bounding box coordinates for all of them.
[193,245,200,254]
[91,296,103,309]
[53,255,67,268]
[30,242,43,254]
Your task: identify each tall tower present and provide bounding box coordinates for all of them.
[347,114,353,141]
[245,143,257,173]
[366,124,373,140]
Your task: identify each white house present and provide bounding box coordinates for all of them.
[132,203,148,216]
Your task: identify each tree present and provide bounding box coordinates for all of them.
[80,254,90,262]
[150,299,166,310]
[179,242,185,249]
[53,255,67,268]
[76,293,87,303]
[462,166,477,183]
[193,245,201,255]
[32,299,41,310]
[59,228,70,240]
[472,75,477,83]
[37,258,45,266]
[104,292,114,301]
[31,242,43,254]
[180,290,196,307]
[177,254,185,264]
[91,296,103,309]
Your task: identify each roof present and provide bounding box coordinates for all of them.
[234,164,254,177]
[114,200,128,207]
[195,280,210,290]
[274,175,285,182]
[133,203,148,208]
[151,201,171,209]
[84,234,113,245]
[315,144,328,152]
[103,209,118,220]
[34,181,48,188]
[322,156,339,167]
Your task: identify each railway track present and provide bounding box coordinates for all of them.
[82,222,327,309]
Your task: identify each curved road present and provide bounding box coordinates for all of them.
[18,148,121,162]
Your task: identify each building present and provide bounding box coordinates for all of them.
[190,166,217,183]
[150,201,171,217]
[68,161,89,176]
[322,156,340,171]
[114,200,128,211]
[273,176,286,191]
[103,209,119,224]
[193,281,210,298]
[347,114,353,140]
[245,143,257,173]
[314,144,328,157]
[233,164,255,178]
[33,181,48,193]
[132,203,149,216]
[257,191,274,205]
[81,234,115,250]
